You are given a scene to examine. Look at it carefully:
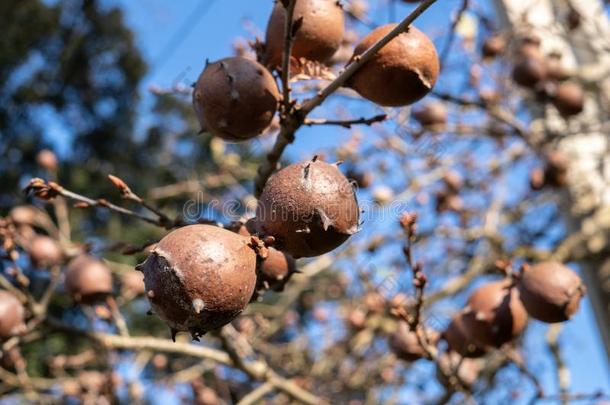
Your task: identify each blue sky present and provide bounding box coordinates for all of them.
[108,0,610,400]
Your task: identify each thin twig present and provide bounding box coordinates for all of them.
[237,382,275,405]
[304,114,387,128]
[219,325,324,405]
[439,0,470,69]
[547,324,569,405]
[166,361,214,384]
[503,349,544,402]
[108,174,175,227]
[106,296,130,337]
[254,121,300,197]
[280,0,297,115]
[396,212,475,402]
[432,91,532,141]
[24,178,178,229]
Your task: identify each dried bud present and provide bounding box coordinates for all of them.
[529,167,545,190]
[442,170,463,194]
[399,212,417,232]
[24,178,60,201]
[107,174,132,196]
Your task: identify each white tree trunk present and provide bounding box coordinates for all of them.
[493,0,610,362]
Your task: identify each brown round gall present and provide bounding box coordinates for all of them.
[9,205,42,226]
[552,81,584,117]
[462,280,528,349]
[139,224,257,339]
[65,255,114,304]
[517,262,585,323]
[442,312,486,358]
[347,24,440,107]
[0,290,26,338]
[254,158,359,258]
[512,56,547,88]
[258,247,297,292]
[29,235,63,268]
[412,102,447,128]
[481,35,505,59]
[193,57,279,141]
[264,0,345,67]
[389,321,437,362]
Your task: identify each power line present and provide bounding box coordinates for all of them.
[151,0,219,73]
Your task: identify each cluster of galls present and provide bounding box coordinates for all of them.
[382,262,585,385]
[150,0,441,339]
[192,0,440,143]
[443,262,584,359]
[6,207,115,306]
[138,157,360,340]
[482,33,585,118]
[1,207,120,342]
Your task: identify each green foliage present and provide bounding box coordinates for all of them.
[1,0,145,207]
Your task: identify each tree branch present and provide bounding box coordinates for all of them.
[303,113,387,128]
[24,178,183,229]
[280,0,297,115]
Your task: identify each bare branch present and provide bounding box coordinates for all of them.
[304,113,387,128]
[237,382,274,405]
[24,178,181,229]
[438,0,470,69]
[280,0,297,115]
